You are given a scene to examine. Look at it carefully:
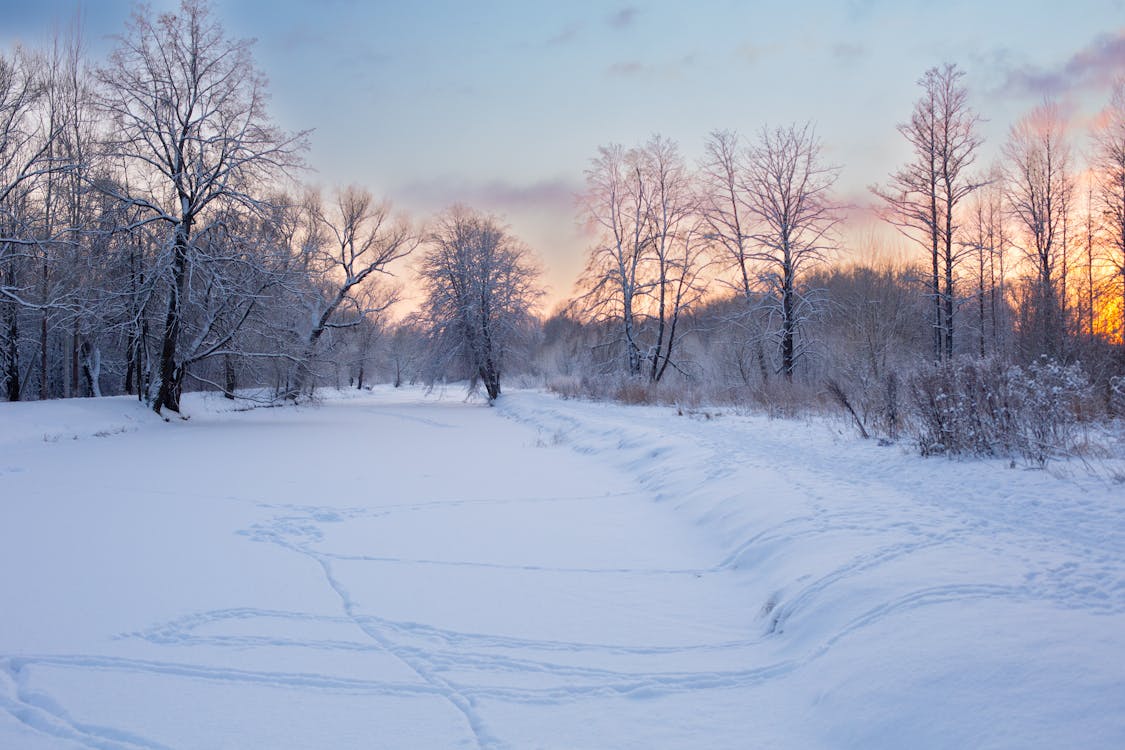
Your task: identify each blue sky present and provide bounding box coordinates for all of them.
[3,0,1124,302]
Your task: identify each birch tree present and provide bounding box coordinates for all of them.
[1003,101,1074,359]
[744,122,840,380]
[639,136,705,382]
[963,176,1008,357]
[576,144,648,376]
[701,130,753,298]
[576,137,706,381]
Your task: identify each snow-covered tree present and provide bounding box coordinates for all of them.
[575,136,707,381]
[701,130,753,299]
[744,122,840,380]
[96,0,305,414]
[417,206,542,400]
[288,186,415,398]
[576,143,649,377]
[1003,101,1074,359]
[873,64,984,361]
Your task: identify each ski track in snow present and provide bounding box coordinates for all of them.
[1,657,173,750]
[1,388,1123,748]
[217,501,500,747]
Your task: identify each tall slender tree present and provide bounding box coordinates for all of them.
[744,122,840,380]
[0,46,60,401]
[638,136,703,382]
[1092,77,1125,343]
[701,130,753,299]
[873,63,984,360]
[576,143,650,376]
[576,137,706,381]
[1003,101,1074,359]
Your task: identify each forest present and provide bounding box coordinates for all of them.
[2,1,1123,461]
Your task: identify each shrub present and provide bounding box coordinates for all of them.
[907,356,1091,464]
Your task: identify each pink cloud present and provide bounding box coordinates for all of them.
[1000,29,1125,98]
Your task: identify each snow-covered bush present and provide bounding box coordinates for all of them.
[1112,375,1125,416]
[908,356,1091,463]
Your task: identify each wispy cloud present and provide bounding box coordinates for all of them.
[832,42,866,65]
[845,0,880,21]
[397,178,580,216]
[738,42,762,66]
[607,6,640,31]
[279,26,392,69]
[607,60,646,77]
[998,29,1125,98]
[547,22,583,47]
[605,55,697,80]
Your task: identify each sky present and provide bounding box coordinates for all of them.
[2,0,1124,306]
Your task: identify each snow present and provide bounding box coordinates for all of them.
[1,387,1123,749]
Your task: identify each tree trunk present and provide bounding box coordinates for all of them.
[781,253,796,380]
[154,223,190,414]
[40,310,48,400]
[623,291,642,377]
[80,341,102,398]
[125,331,137,395]
[649,275,667,383]
[944,250,954,360]
[223,354,237,399]
[756,340,770,384]
[69,323,78,398]
[3,297,19,402]
[978,246,986,358]
[480,361,501,400]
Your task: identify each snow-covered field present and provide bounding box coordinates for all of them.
[1,387,1123,749]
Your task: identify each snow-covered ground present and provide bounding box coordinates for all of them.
[1,387,1122,749]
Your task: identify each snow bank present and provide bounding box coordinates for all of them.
[498,391,1125,748]
[0,396,159,449]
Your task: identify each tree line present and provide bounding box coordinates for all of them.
[2,1,1123,454]
[564,64,1123,386]
[0,1,539,413]
[545,66,1125,454]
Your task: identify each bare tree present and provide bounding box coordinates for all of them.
[701,130,753,298]
[1003,101,1074,359]
[1092,77,1125,343]
[0,46,65,401]
[873,63,984,361]
[700,129,774,384]
[744,122,840,380]
[575,137,707,382]
[963,178,1007,357]
[96,0,304,415]
[575,143,649,376]
[637,136,705,382]
[386,320,426,388]
[418,206,542,400]
[288,186,415,398]
[347,284,395,390]
[38,22,101,400]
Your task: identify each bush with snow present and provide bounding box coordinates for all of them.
[908,355,1091,463]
